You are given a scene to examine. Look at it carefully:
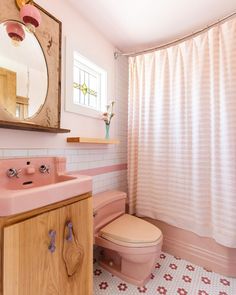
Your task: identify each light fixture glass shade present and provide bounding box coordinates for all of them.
[6,22,25,46]
[20,4,41,33]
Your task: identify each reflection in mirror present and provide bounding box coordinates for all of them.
[0,21,48,120]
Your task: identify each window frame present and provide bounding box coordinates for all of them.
[65,39,107,119]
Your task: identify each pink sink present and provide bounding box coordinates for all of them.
[0,157,92,216]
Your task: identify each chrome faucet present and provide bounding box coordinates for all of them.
[39,164,50,174]
[6,168,21,178]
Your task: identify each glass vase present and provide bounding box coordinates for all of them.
[105,124,110,139]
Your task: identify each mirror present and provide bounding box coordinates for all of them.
[0,21,48,120]
[0,0,69,133]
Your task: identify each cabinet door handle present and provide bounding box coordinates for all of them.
[48,230,56,253]
[66,221,73,241]
[63,220,84,276]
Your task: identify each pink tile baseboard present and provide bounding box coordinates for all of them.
[143,218,236,278]
[77,163,127,176]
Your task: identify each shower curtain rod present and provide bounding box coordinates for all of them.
[114,12,236,59]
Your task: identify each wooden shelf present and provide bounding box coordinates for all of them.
[0,121,70,133]
[67,137,120,144]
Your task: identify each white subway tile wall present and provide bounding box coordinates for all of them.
[93,170,127,194]
[0,57,128,195]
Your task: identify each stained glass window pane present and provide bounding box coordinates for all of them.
[73,52,107,114]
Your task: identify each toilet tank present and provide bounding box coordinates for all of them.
[93,190,127,235]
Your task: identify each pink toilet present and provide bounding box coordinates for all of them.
[93,190,163,286]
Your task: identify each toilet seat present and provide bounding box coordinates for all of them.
[99,214,162,248]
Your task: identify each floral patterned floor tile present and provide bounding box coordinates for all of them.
[93,252,236,295]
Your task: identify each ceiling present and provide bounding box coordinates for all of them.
[68,0,236,53]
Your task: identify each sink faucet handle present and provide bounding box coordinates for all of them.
[66,221,73,242]
[39,164,50,174]
[6,168,21,178]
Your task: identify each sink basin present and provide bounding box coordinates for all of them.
[0,157,92,216]
[6,174,77,190]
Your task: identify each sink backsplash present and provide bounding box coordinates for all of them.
[0,149,127,194]
[0,157,67,190]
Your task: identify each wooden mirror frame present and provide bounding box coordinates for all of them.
[0,0,70,133]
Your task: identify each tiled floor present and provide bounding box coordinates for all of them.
[93,252,236,295]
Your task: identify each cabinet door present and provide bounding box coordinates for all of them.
[3,198,92,295]
[59,197,93,295]
[3,209,61,295]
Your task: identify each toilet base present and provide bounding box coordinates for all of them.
[99,259,152,287]
[98,247,161,287]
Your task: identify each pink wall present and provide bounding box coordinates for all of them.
[0,0,121,148]
[0,0,128,194]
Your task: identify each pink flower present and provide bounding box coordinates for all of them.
[160,253,166,259]
[155,262,161,269]
[182,275,192,283]
[169,263,178,270]
[157,286,167,294]
[94,269,102,276]
[219,292,228,295]
[198,291,209,295]
[99,282,108,290]
[220,278,230,286]
[150,273,155,279]
[163,274,173,281]
[186,264,195,271]
[177,288,188,295]
[201,277,211,284]
[174,256,182,260]
[137,286,147,293]
[102,101,115,124]
[118,283,128,291]
[102,116,109,123]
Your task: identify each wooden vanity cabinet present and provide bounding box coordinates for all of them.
[0,193,93,295]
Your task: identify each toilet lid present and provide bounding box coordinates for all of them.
[99,214,162,247]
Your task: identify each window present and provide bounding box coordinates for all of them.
[65,47,107,118]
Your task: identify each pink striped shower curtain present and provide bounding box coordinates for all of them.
[128,17,236,248]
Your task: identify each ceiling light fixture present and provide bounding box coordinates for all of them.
[5,21,25,47]
[16,0,41,33]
